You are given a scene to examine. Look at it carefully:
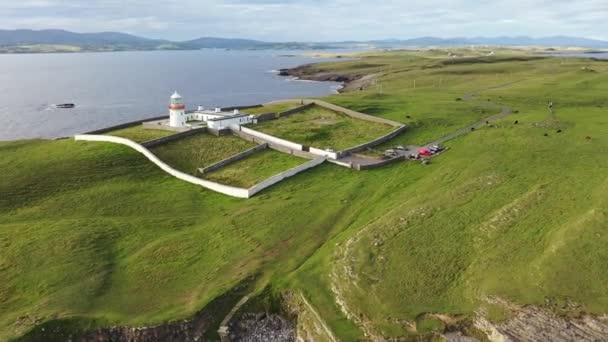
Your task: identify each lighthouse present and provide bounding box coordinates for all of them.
[169,91,186,127]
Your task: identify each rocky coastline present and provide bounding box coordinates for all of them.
[278,64,372,93]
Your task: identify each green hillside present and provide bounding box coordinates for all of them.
[1,49,607,340]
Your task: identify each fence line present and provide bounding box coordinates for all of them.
[141,128,206,148]
[74,134,250,198]
[199,144,268,174]
[83,115,169,135]
[340,125,408,156]
[248,157,326,196]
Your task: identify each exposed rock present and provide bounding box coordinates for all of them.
[227,313,295,342]
[474,299,608,342]
[278,64,368,93]
[24,313,214,342]
[18,279,257,342]
[444,331,480,342]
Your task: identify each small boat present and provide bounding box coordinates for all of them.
[53,103,75,109]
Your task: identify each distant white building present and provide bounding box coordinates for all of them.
[168,92,254,129]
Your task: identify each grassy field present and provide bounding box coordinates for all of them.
[106,125,175,143]
[2,49,608,341]
[150,132,256,175]
[251,105,394,150]
[203,150,307,188]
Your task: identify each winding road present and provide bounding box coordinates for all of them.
[423,80,520,148]
[338,80,521,167]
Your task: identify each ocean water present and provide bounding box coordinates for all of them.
[554,52,608,59]
[0,50,344,140]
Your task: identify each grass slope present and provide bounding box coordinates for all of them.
[149,133,256,175]
[244,104,300,116]
[252,105,394,150]
[1,49,608,340]
[203,150,307,188]
[106,125,175,143]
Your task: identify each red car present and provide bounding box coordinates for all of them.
[418,149,433,156]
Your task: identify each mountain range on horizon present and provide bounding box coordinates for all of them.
[1,29,608,53]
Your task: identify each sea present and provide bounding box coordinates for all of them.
[552,52,608,59]
[0,49,347,141]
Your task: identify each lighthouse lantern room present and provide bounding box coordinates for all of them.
[169,91,186,127]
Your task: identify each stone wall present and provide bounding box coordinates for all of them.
[264,99,402,127]
[141,127,206,148]
[208,128,232,136]
[268,144,319,160]
[309,147,339,160]
[277,103,315,118]
[84,115,169,134]
[238,126,303,151]
[231,127,318,159]
[353,155,405,170]
[248,157,326,196]
[255,113,279,122]
[327,159,354,168]
[74,134,250,198]
[199,144,268,174]
[221,104,263,112]
[251,103,315,124]
[255,112,278,122]
[340,125,408,156]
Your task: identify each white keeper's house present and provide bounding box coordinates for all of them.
[168,91,254,130]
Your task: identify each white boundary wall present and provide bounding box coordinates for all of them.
[248,157,326,196]
[239,126,303,151]
[265,99,403,127]
[208,115,253,130]
[309,147,339,160]
[74,134,250,198]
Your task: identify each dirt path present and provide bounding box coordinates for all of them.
[265,82,521,171]
[336,81,522,167]
[422,80,522,148]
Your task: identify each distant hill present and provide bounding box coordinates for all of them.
[363,36,608,49]
[0,29,607,53]
[0,29,171,49]
[180,37,266,49]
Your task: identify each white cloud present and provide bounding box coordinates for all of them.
[0,0,606,41]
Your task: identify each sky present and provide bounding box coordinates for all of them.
[1,0,607,41]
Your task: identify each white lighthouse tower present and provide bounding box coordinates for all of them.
[169,91,186,127]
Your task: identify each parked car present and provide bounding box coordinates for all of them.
[384,149,398,158]
[395,145,408,151]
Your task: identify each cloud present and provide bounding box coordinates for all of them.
[0,0,606,41]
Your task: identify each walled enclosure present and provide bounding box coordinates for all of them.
[74,134,324,199]
[245,100,407,161]
[74,134,251,198]
[248,157,326,197]
[199,143,269,174]
[73,99,408,198]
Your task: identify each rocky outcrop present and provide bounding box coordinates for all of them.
[18,280,257,342]
[473,299,608,342]
[20,312,216,342]
[283,291,337,342]
[227,313,295,342]
[279,65,378,94]
[280,65,358,85]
